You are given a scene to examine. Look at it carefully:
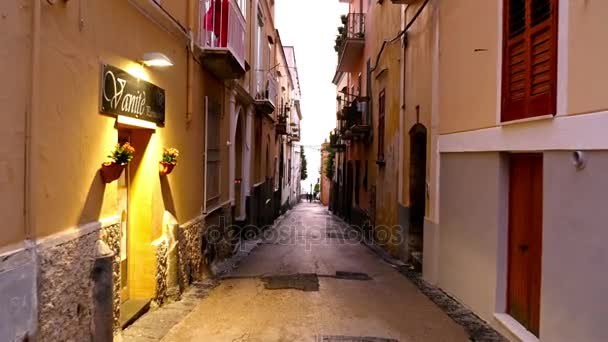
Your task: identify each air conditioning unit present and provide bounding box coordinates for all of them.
[391,0,421,4]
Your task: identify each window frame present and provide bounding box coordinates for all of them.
[205,97,222,209]
[501,0,558,122]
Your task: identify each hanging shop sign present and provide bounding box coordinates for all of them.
[100,64,166,125]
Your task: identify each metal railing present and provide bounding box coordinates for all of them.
[343,99,370,128]
[199,0,246,67]
[255,70,278,108]
[346,13,365,40]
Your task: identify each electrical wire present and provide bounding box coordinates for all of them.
[370,0,431,73]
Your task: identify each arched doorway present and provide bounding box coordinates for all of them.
[409,123,427,266]
[234,111,246,220]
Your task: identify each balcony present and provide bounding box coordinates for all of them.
[336,13,365,72]
[275,116,288,135]
[290,123,300,142]
[340,98,371,141]
[329,129,346,151]
[198,0,246,80]
[254,71,278,115]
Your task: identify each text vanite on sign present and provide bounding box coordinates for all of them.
[100,64,166,125]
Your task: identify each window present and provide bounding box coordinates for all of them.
[236,0,247,17]
[502,0,557,121]
[256,7,264,95]
[377,90,386,163]
[205,97,222,209]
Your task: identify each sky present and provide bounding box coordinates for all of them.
[275,0,347,193]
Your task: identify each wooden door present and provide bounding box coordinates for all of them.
[508,153,543,336]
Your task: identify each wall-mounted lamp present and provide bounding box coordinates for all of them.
[572,151,587,171]
[141,53,174,67]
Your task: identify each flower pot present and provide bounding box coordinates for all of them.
[159,161,176,176]
[100,162,125,183]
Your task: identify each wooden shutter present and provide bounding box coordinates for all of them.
[206,98,222,208]
[502,0,558,121]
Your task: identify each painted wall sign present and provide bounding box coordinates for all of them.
[100,64,165,125]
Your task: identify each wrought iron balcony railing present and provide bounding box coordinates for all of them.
[254,71,279,114]
[336,13,366,72]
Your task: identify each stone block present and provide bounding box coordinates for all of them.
[0,247,37,341]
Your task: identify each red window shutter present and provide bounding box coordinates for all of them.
[502,0,558,121]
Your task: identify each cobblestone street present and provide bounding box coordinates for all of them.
[123,203,503,341]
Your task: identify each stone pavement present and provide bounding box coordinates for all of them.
[122,203,505,342]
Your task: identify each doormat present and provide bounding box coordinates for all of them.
[261,273,319,291]
[317,336,398,342]
[334,271,372,281]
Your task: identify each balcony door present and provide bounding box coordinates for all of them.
[255,5,264,96]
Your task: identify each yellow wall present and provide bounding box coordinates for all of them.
[401,2,435,217]
[0,1,29,248]
[438,0,499,134]
[5,0,213,297]
[369,3,402,255]
[30,0,205,239]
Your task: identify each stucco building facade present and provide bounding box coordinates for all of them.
[0,0,301,340]
[330,0,608,341]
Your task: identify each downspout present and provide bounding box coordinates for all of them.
[398,4,407,206]
[26,0,41,241]
[186,0,194,125]
[203,97,209,214]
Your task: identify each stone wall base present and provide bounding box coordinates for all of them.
[37,223,121,341]
[7,210,225,341]
[0,245,37,341]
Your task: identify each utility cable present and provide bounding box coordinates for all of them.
[370,0,431,73]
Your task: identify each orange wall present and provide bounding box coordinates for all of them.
[21,0,207,240]
[0,1,29,249]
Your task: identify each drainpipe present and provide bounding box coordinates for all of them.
[25,0,41,242]
[203,97,209,214]
[398,4,406,206]
[185,0,194,125]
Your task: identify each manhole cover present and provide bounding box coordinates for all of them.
[334,271,372,281]
[262,273,319,291]
[318,336,398,342]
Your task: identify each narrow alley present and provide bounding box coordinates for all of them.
[4,0,608,341]
[122,204,487,342]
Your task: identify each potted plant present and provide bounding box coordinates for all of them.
[159,147,179,176]
[100,142,135,183]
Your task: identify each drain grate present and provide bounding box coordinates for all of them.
[334,271,372,281]
[318,336,398,342]
[262,273,319,291]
